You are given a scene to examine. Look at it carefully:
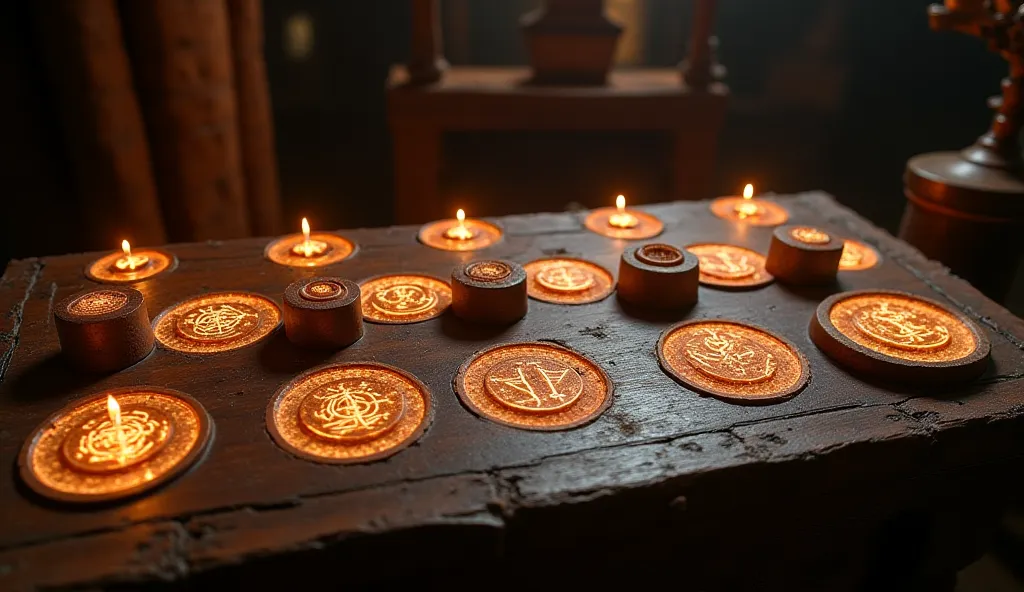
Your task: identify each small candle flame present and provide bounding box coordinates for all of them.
[734,184,761,219]
[456,209,466,225]
[607,195,639,229]
[107,395,127,465]
[291,217,328,257]
[444,208,475,240]
[301,217,311,242]
[743,184,754,200]
[114,239,148,271]
[616,195,626,212]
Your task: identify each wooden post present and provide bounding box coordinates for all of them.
[682,0,720,90]
[227,0,283,236]
[35,0,167,247]
[121,0,251,241]
[408,0,446,85]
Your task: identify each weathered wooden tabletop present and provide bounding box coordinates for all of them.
[1,193,1022,591]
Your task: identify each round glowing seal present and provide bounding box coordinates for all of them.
[455,341,612,430]
[789,226,831,245]
[658,320,809,403]
[18,387,212,503]
[300,279,346,302]
[264,232,356,267]
[523,258,615,305]
[85,249,176,284]
[810,290,990,383]
[359,274,452,324]
[67,290,130,317]
[839,240,881,271]
[709,197,789,226]
[418,218,503,252]
[583,208,663,240]
[686,243,774,289]
[267,362,431,464]
[153,292,281,354]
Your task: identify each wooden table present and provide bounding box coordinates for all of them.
[1,193,1022,591]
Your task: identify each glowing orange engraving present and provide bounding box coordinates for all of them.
[535,264,595,292]
[839,240,879,271]
[176,303,260,342]
[61,396,171,473]
[301,280,344,301]
[852,300,951,351]
[696,248,758,279]
[466,261,512,282]
[299,378,404,442]
[683,327,777,384]
[68,291,128,316]
[486,358,584,413]
[371,284,438,317]
[790,226,831,245]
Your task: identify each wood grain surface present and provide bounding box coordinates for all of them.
[1,193,1022,591]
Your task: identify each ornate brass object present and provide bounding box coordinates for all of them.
[359,274,452,324]
[810,290,991,383]
[267,362,431,463]
[686,243,774,289]
[264,232,355,267]
[658,320,809,403]
[418,218,502,251]
[523,258,615,304]
[839,240,880,271]
[584,207,663,239]
[455,342,612,430]
[153,292,281,353]
[67,290,129,316]
[19,387,212,503]
[86,249,176,284]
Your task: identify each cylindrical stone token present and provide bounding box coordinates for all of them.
[766,225,844,285]
[54,287,154,373]
[451,260,528,324]
[618,243,699,309]
[283,277,363,349]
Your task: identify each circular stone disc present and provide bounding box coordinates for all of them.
[583,207,664,240]
[85,249,177,284]
[686,243,774,289]
[264,232,356,267]
[454,341,613,430]
[709,197,790,226]
[359,274,452,324]
[658,320,810,403]
[67,290,131,317]
[839,240,881,271]
[267,362,431,464]
[418,219,503,251]
[153,292,281,354]
[810,290,990,383]
[19,387,212,503]
[523,258,615,305]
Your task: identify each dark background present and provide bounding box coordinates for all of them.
[0,0,1012,269]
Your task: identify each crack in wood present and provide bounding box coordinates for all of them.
[0,259,44,384]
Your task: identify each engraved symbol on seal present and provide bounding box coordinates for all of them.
[301,280,344,301]
[535,264,595,292]
[466,261,512,282]
[683,327,778,384]
[61,408,172,473]
[852,300,951,351]
[68,291,129,316]
[696,248,758,280]
[176,303,261,342]
[370,284,439,316]
[790,226,830,245]
[486,358,584,413]
[298,378,405,442]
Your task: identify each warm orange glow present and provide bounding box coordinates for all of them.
[107,395,127,465]
[291,217,328,257]
[444,208,475,240]
[743,184,754,200]
[114,239,149,271]
[608,195,638,228]
[734,184,761,219]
